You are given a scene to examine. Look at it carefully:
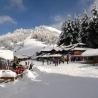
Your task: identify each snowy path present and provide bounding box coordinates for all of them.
[0,62,98,98]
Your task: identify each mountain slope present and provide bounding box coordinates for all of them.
[0,25,61,49]
[31,25,61,44]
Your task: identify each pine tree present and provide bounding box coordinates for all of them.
[87,5,98,48]
[58,16,81,46]
[80,10,89,44]
[72,16,80,44]
[58,4,98,48]
[58,21,69,46]
[58,18,74,46]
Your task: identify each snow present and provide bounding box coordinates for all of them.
[14,55,29,59]
[0,25,60,49]
[82,49,98,56]
[24,39,45,46]
[24,69,38,80]
[41,45,62,51]
[0,70,17,78]
[14,39,47,57]
[34,61,98,78]
[0,60,98,98]
[43,26,61,34]
[0,49,14,60]
[72,47,91,51]
[0,62,98,98]
[37,54,62,58]
[31,25,60,44]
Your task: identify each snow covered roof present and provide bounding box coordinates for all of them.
[61,43,87,51]
[49,54,62,57]
[37,54,62,58]
[14,54,29,59]
[0,50,14,60]
[76,43,86,45]
[0,70,17,78]
[72,47,90,51]
[82,49,98,56]
[42,45,62,51]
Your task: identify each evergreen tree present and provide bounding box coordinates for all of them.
[80,10,89,44]
[58,19,73,46]
[87,5,98,48]
[58,5,98,48]
[58,16,81,46]
[72,16,80,44]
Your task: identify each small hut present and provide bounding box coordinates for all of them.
[70,43,88,56]
[61,43,88,61]
[0,49,13,60]
[70,48,89,62]
[82,49,98,64]
[0,49,14,69]
[38,45,63,56]
[0,49,17,80]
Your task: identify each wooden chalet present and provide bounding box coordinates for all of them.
[62,43,89,62]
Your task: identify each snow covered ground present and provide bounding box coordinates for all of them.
[0,61,98,98]
[34,61,98,78]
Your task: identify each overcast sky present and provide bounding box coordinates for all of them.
[0,0,95,34]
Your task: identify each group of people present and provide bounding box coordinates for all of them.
[25,61,34,70]
[42,57,65,66]
[70,56,83,62]
[12,60,34,74]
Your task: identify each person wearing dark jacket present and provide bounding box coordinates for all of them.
[29,63,33,70]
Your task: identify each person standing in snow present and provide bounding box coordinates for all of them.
[54,58,58,66]
[25,62,27,66]
[12,62,17,70]
[67,54,69,64]
[42,59,45,65]
[29,63,33,70]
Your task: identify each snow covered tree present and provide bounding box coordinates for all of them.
[58,18,74,46]
[80,10,89,44]
[72,16,81,44]
[58,5,98,48]
[87,5,98,48]
[58,21,67,46]
[58,16,80,46]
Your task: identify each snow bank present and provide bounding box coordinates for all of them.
[0,70,17,78]
[24,69,38,80]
